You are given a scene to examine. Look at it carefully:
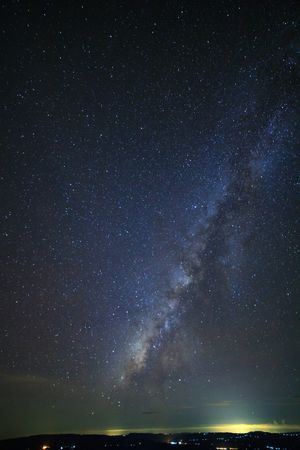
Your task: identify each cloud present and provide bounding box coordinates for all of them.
[204,400,236,407]
[0,372,52,386]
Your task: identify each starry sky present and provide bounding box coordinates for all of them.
[1,0,300,440]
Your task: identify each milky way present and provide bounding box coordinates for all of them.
[119,93,298,387]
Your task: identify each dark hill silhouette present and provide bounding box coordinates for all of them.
[1,431,300,450]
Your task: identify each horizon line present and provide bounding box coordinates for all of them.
[3,423,300,440]
[99,423,300,436]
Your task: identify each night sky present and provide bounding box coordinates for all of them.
[1,0,300,440]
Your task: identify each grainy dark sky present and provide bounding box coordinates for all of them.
[0,0,300,439]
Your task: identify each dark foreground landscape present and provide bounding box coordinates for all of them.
[1,432,300,450]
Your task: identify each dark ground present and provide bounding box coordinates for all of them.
[1,432,300,450]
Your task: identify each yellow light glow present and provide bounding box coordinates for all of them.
[204,423,300,433]
[216,448,238,450]
[98,423,300,436]
[42,446,50,450]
